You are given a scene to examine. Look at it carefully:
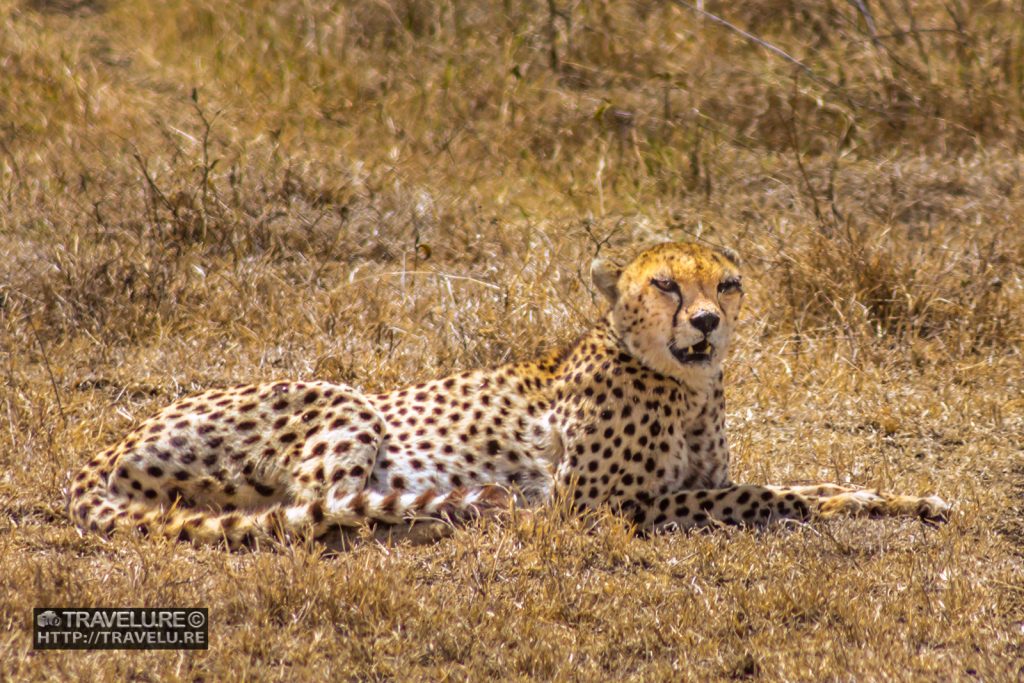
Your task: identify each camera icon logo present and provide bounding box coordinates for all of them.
[37,611,61,628]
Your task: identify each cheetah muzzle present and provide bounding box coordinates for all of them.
[669,338,713,364]
[66,241,950,548]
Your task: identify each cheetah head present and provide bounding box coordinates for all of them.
[592,241,743,382]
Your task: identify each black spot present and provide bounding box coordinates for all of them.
[309,502,325,524]
[253,482,276,496]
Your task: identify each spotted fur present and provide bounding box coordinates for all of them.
[66,242,949,548]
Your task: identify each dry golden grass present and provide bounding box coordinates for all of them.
[1,0,1022,679]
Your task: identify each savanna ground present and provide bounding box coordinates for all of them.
[1,0,1022,679]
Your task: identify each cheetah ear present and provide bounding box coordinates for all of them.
[591,258,621,303]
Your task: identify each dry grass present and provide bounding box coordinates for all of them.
[1,0,1022,679]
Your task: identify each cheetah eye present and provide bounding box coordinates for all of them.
[717,278,742,294]
[650,278,679,294]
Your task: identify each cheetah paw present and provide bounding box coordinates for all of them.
[816,490,950,524]
[816,490,887,518]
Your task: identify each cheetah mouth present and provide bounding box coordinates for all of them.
[670,339,713,364]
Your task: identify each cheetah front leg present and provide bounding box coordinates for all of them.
[769,484,950,523]
[641,484,813,531]
[639,483,949,532]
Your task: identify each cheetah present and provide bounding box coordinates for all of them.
[67,242,949,548]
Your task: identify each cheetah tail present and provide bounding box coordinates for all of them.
[74,485,513,549]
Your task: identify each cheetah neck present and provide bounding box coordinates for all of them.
[509,318,723,439]
[549,317,719,397]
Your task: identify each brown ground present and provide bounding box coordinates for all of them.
[1,1,1022,680]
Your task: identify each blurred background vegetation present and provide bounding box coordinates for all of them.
[2,0,1021,360]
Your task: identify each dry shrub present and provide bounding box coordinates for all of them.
[766,221,1020,349]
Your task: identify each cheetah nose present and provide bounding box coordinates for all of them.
[690,310,720,335]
